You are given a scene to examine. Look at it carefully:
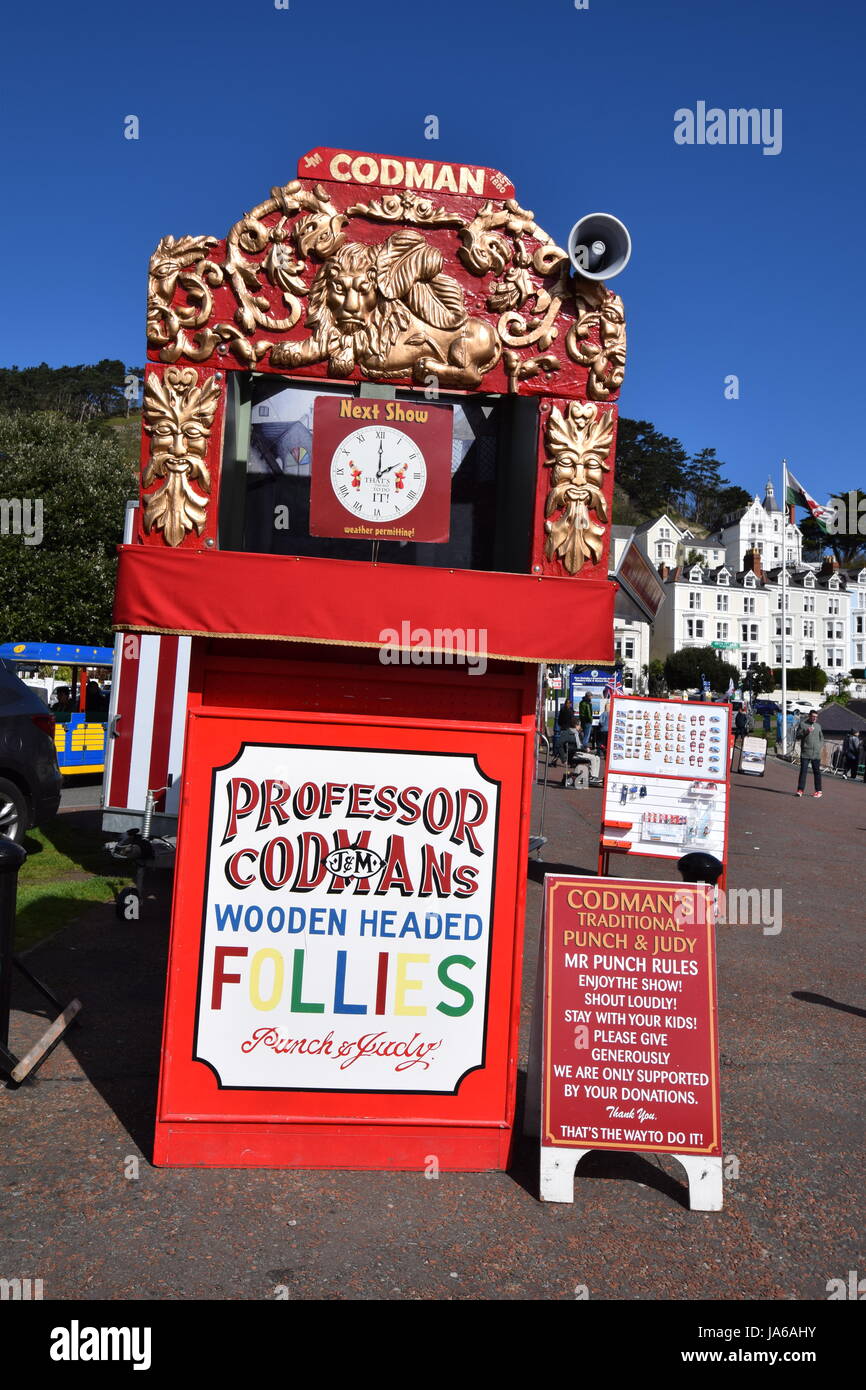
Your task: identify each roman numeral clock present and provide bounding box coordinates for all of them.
[310,397,453,542]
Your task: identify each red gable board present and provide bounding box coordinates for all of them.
[297,147,516,199]
[542,876,722,1157]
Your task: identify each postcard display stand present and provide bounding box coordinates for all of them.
[599,696,732,890]
[112,147,628,1169]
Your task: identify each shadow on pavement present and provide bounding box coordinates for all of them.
[792,990,866,1020]
[10,867,173,1157]
[527,858,597,885]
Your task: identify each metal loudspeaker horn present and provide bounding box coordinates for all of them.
[567,213,632,280]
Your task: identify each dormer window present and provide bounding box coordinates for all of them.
[858,569,866,586]
[717,570,730,586]
[804,572,816,589]
[744,573,756,588]
[828,575,840,591]
[689,565,702,582]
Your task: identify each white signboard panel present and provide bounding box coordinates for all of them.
[602,774,727,861]
[608,697,730,782]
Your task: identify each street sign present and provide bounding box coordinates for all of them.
[711,641,741,650]
[538,875,723,1210]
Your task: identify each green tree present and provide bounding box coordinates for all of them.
[744,661,775,697]
[0,411,137,643]
[777,665,828,692]
[800,491,866,566]
[682,448,726,526]
[0,361,141,421]
[705,484,752,533]
[614,419,689,517]
[663,645,738,694]
[645,659,667,696]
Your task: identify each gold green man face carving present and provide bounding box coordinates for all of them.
[142,368,221,547]
[544,401,613,574]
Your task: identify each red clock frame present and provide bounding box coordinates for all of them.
[310,396,454,543]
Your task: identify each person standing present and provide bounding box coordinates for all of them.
[553,699,575,766]
[859,730,866,783]
[578,691,594,750]
[597,700,609,760]
[795,710,825,798]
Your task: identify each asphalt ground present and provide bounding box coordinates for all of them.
[1,753,863,1303]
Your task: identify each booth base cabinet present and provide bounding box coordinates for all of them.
[152,644,536,1170]
[153,1122,513,1171]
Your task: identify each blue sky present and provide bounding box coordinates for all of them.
[1,0,863,500]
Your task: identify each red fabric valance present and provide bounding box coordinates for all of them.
[113,546,614,665]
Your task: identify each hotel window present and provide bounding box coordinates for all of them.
[741,622,758,643]
[717,622,728,639]
[685,618,704,639]
[744,596,756,614]
[689,590,702,609]
[717,594,728,611]
[856,615,865,635]
[803,594,815,613]
[803,619,814,639]
[828,596,840,615]
[623,637,635,660]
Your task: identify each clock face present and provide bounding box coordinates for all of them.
[310,396,453,543]
[330,426,427,522]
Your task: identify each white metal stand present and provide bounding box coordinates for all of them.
[539,1146,723,1210]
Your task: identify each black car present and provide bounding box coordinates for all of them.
[0,659,62,842]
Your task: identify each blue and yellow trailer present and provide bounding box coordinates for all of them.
[0,642,114,775]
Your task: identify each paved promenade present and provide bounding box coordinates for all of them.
[1,758,863,1300]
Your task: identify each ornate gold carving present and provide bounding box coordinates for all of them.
[566,282,627,400]
[544,401,614,574]
[146,179,627,398]
[223,182,346,344]
[346,190,463,226]
[268,230,501,388]
[503,349,560,393]
[147,236,224,363]
[142,368,220,547]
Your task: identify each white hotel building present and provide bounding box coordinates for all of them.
[612,482,862,685]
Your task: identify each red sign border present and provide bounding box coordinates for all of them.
[541,874,722,1156]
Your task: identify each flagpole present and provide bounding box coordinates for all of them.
[781,458,788,755]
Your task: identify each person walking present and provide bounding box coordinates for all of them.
[795,710,825,798]
[578,691,594,750]
[859,730,866,783]
[841,728,860,779]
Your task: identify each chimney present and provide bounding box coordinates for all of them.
[658,563,669,580]
[743,546,764,580]
[819,555,840,578]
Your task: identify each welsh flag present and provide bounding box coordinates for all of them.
[785,471,835,531]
